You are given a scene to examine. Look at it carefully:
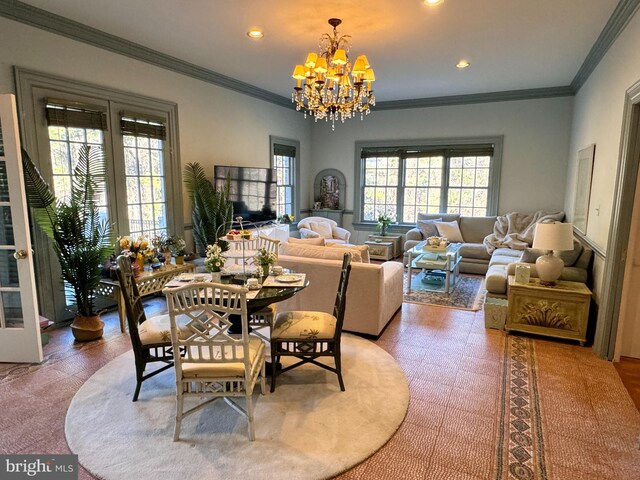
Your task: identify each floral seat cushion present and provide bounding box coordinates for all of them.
[180,337,265,378]
[138,314,193,346]
[272,311,337,340]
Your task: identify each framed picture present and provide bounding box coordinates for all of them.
[572,144,595,234]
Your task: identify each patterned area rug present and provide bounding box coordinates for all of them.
[403,271,486,310]
[496,335,546,480]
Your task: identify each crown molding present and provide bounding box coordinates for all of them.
[376,86,574,110]
[0,0,292,109]
[2,0,636,111]
[571,0,640,92]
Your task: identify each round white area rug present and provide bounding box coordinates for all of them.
[65,334,409,480]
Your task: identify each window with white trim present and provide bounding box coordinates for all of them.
[357,141,500,224]
[270,137,300,219]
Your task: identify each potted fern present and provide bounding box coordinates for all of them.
[183,162,233,256]
[22,145,112,341]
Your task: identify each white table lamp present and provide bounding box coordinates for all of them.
[532,222,574,286]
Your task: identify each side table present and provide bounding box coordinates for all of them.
[506,276,591,345]
[367,234,402,259]
[96,262,196,332]
[365,240,394,261]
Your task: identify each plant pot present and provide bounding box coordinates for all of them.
[71,314,104,342]
[134,254,145,272]
[175,255,185,265]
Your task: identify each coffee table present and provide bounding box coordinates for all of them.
[406,242,462,294]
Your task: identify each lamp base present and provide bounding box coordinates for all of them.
[535,252,564,286]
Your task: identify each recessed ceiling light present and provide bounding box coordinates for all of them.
[424,0,444,6]
[456,60,470,69]
[247,28,264,39]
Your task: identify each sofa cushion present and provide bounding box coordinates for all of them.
[459,216,497,244]
[486,264,508,294]
[309,221,333,239]
[458,243,491,261]
[417,218,442,239]
[326,242,370,263]
[521,248,543,263]
[489,248,522,266]
[279,243,363,262]
[289,236,325,246]
[558,240,583,267]
[418,213,460,223]
[435,220,464,243]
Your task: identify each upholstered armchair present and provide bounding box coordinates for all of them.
[297,216,351,244]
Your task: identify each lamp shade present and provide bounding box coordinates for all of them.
[292,65,306,80]
[532,222,574,251]
[314,57,328,73]
[304,52,318,68]
[332,48,347,65]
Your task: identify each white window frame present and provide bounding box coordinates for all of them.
[16,68,183,322]
[269,136,300,219]
[353,137,503,227]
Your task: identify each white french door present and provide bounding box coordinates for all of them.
[0,94,42,363]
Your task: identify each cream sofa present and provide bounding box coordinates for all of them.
[403,212,593,295]
[275,242,403,337]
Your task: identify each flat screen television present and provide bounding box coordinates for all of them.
[214,165,277,226]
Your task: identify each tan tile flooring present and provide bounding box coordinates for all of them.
[1,299,639,479]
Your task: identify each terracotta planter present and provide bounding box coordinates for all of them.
[71,314,104,342]
[175,255,185,265]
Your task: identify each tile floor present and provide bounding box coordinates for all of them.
[1,299,639,479]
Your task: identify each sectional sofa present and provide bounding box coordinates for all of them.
[404,213,593,296]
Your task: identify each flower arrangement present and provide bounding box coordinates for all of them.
[376,213,394,236]
[254,247,278,275]
[278,214,295,224]
[117,235,150,259]
[170,236,187,257]
[204,243,225,272]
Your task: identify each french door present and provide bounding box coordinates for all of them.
[0,94,42,363]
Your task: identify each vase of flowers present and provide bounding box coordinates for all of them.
[254,247,278,278]
[118,235,150,276]
[376,213,394,236]
[170,236,187,265]
[204,243,225,273]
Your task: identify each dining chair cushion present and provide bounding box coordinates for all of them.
[272,311,337,340]
[138,314,193,346]
[180,337,265,378]
[309,221,334,239]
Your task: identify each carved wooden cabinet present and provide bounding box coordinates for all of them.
[506,276,591,345]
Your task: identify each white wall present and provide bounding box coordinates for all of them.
[566,10,640,252]
[0,17,312,236]
[565,9,640,354]
[310,96,574,237]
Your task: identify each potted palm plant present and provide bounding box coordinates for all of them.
[22,145,112,341]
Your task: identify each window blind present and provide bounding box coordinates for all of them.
[274,144,296,157]
[45,98,108,130]
[120,111,167,140]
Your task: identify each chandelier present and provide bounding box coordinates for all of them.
[291,18,376,129]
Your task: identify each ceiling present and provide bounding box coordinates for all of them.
[20,0,619,102]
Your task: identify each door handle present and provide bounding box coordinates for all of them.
[13,250,28,260]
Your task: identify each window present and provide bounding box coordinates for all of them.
[356,138,502,225]
[17,69,182,322]
[121,114,168,238]
[270,136,300,218]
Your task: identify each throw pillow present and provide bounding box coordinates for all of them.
[279,243,362,262]
[326,242,370,263]
[417,218,442,239]
[289,236,325,246]
[558,240,583,267]
[520,248,544,263]
[434,220,464,243]
[309,221,333,239]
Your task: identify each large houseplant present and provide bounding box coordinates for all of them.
[22,145,112,341]
[183,162,233,256]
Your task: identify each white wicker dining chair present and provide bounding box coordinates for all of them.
[163,282,266,441]
[247,235,281,341]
